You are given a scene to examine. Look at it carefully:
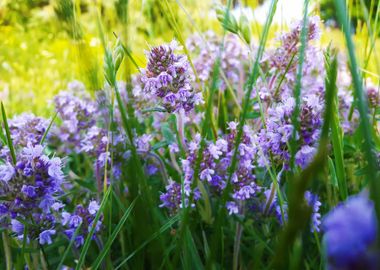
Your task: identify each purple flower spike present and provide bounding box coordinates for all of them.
[140,40,202,113]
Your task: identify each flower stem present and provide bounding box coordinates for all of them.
[233,221,243,270]
[2,232,12,270]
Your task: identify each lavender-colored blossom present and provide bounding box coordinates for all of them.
[186,31,249,92]
[5,113,49,148]
[39,229,56,245]
[52,81,97,154]
[61,202,102,247]
[255,17,326,170]
[0,163,15,182]
[88,201,100,215]
[304,191,321,232]
[0,144,65,243]
[160,122,258,215]
[323,194,377,269]
[140,40,202,113]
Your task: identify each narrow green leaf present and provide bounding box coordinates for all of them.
[91,197,137,270]
[334,0,380,241]
[114,215,179,270]
[56,224,82,270]
[75,185,112,270]
[327,55,348,199]
[1,102,16,164]
[40,111,58,145]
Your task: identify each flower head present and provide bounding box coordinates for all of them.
[323,194,377,269]
[141,40,201,113]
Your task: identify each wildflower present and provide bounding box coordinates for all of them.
[186,31,249,92]
[52,82,97,153]
[322,194,377,269]
[88,201,100,215]
[160,122,258,215]
[61,202,102,247]
[304,191,321,232]
[0,163,15,182]
[0,144,65,243]
[141,40,201,113]
[39,229,56,245]
[6,113,49,147]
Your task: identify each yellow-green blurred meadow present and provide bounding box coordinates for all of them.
[1,0,379,117]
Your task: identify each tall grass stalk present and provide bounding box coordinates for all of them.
[334,0,380,241]
[289,0,310,171]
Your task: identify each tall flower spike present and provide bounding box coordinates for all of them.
[141,40,202,113]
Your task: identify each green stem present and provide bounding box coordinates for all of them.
[2,232,12,270]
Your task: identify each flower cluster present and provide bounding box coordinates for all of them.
[61,200,102,247]
[322,194,378,269]
[160,122,259,215]
[254,16,326,169]
[140,40,203,113]
[52,81,98,154]
[186,31,249,91]
[7,113,49,147]
[0,144,64,244]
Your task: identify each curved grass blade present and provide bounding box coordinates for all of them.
[55,224,82,270]
[289,0,310,171]
[91,197,137,270]
[1,102,16,164]
[114,214,179,270]
[40,111,58,145]
[333,0,380,242]
[75,185,112,270]
[0,120,6,145]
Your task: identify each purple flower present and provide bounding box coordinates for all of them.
[304,191,321,232]
[0,144,65,243]
[39,229,56,245]
[11,219,24,235]
[186,31,249,92]
[140,40,201,113]
[0,163,15,182]
[322,194,377,269]
[51,82,98,154]
[69,215,83,228]
[61,202,103,247]
[21,185,37,198]
[88,201,100,215]
[226,201,239,215]
[6,113,49,147]
[295,145,317,169]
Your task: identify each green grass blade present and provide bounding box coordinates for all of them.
[327,55,348,200]
[55,224,82,270]
[40,111,58,145]
[0,119,6,145]
[75,185,112,270]
[289,0,310,171]
[114,215,180,270]
[333,0,380,239]
[91,197,137,270]
[1,102,16,164]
